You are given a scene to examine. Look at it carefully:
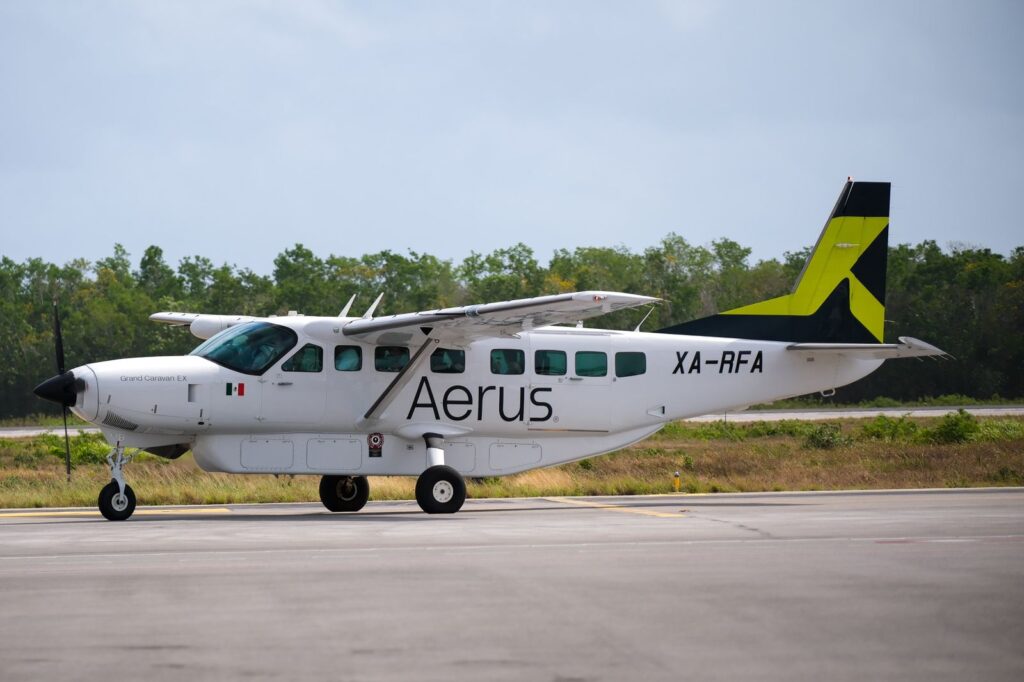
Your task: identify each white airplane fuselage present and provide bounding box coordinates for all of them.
[69,317,881,478]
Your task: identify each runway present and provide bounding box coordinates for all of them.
[1,489,1022,681]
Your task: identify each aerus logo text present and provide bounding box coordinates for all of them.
[407,377,553,422]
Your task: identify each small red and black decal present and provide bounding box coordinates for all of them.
[368,432,383,457]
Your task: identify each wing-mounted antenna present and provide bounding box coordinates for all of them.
[339,295,356,317]
[362,293,384,319]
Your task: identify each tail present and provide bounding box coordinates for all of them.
[657,179,890,343]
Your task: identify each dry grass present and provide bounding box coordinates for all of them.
[1,416,1022,509]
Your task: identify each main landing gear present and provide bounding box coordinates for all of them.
[414,433,466,514]
[98,443,136,521]
[319,475,370,512]
[317,434,467,515]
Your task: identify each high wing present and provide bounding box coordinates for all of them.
[149,312,255,340]
[150,292,660,344]
[786,336,948,359]
[341,291,660,346]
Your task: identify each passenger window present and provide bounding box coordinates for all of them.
[615,352,646,377]
[334,345,362,371]
[282,344,323,372]
[431,348,465,374]
[534,350,566,376]
[490,349,525,375]
[575,351,607,377]
[375,346,409,372]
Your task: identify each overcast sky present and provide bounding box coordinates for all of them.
[2,1,1021,276]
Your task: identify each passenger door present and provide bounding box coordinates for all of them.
[260,343,327,425]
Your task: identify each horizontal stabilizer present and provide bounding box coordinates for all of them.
[786,336,948,360]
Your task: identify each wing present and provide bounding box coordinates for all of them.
[786,336,949,359]
[150,312,255,339]
[342,291,660,346]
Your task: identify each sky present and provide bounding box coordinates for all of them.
[1,0,1022,276]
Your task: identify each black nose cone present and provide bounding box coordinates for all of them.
[34,372,79,407]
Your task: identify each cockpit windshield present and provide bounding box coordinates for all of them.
[190,321,298,375]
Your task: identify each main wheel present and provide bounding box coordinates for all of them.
[415,465,466,514]
[98,480,136,521]
[319,475,370,512]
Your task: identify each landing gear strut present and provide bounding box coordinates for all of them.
[415,433,466,514]
[98,443,136,521]
[319,475,370,512]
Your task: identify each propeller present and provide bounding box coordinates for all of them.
[32,301,73,482]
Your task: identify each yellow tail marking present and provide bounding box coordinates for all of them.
[721,216,888,341]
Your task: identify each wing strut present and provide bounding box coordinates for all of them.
[361,337,439,422]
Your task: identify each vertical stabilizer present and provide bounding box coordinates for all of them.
[657,179,890,343]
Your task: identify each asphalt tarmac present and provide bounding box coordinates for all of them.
[1,489,1022,681]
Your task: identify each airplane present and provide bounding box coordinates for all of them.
[34,179,946,520]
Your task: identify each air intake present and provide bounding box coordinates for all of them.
[102,411,139,432]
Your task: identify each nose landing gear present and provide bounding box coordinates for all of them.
[98,443,136,521]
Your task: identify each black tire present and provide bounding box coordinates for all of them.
[415,465,466,514]
[319,475,370,512]
[98,480,136,521]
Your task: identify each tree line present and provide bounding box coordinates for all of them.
[2,236,1021,418]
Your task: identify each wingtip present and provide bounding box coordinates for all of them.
[149,312,198,326]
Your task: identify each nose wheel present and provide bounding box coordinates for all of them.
[98,443,136,521]
[98,480,136,521]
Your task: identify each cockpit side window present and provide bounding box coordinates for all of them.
[190,321,298,376]
[282,344,323,372]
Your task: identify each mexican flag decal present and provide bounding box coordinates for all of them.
[226,382,245,397]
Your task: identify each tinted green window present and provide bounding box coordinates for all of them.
[490,349,525,375]
[615,352,646,377]
[335,345,362,371]
[282,344,323,372]
[534,350,566,376]
[190,321,297,376]
[375,346,409,372]
[575,351,607,377]
[431,348,465,374]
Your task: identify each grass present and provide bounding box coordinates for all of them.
[1,413,1022,509]
[0,412,89,428]
[750,393,1024,410]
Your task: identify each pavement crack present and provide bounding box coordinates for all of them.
[691,512,775,539]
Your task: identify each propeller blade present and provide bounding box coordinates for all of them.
[62,407,71,482]
[52,300,71,482]
[53,300,66,375]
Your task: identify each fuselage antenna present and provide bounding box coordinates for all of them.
[339,295,356,318]
[362,293,384,319]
